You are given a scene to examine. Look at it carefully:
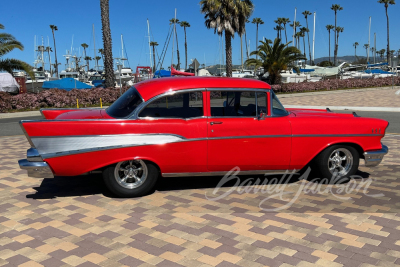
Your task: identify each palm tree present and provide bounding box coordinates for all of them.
[179,21,190,70]
[81,43,89,71]
[300,27,308,58]
[289,21,301,47]
[245,38,306,84]
[378,49,386,61]
[281,18,290,44]
[274,18,283,39]
[95,56,102,69]
[84,56,92,70]
[169,18,181,69]
[371,47,375,63]
[336,26,344,62]
[45,46,52,75]
[100,0,114,88]
[295,32,302,51]
[0,24,34,78]
[273,26,280,39]
[200,0,254,77]
[49,25,59,76]
[363,44,369,58]
[98,48,104,67]
[252,17,264,59]
[150,41,159,73]
[331,4,343,66]
[302,11,312,65]
[245,19,250,60]
[353,42,359,61]
[378,0,395,65]
[326,25,334,64]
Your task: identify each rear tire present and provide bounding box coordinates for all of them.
[103,159,159,197]
[313,145,359,184]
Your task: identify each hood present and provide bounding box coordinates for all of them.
[56,109,111,120]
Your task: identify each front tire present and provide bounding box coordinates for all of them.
[313,145,359,183]
[103,159,158,197]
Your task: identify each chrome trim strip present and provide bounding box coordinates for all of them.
[364,144,389,167]
[18,159,54,178]
[294,134,382,137]
[162,169,296,177]
[30,133,187,139]
[207,88,270,92]
[27,148,42,162]
[132,88,206,119]
[137,116,207,121]
[19,121,35,147]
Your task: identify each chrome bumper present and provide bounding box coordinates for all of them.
[364,144,389,167]
[19,148,54,178]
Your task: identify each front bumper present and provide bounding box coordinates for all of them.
[364,144,389,167]
[19,148,54,178]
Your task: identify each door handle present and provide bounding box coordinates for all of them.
[210,121,223,125]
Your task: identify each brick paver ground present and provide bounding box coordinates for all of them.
[0,135,399,267]
[279,88,400,107]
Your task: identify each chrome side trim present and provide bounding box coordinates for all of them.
[207,88,270,92]
[137,116,207,121]
[27,148,42,162]
[364,144,389,167]
[162,169,296,177]
[294,134,382,137]
[18,159,54,178]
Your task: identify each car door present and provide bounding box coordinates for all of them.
[137,90,208,174]
[207,89,292,172]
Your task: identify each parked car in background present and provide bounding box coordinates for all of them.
[19,77,388,197]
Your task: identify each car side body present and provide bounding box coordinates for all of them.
[19,77,389,196]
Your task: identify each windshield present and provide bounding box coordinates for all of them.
[271,91,288,116]
[106,87,143,118]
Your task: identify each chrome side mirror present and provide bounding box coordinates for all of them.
[258,111,266,120]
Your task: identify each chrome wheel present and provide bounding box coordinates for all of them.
[328,148,353,176]
[114,160,148,189]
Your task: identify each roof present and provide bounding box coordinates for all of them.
[135,77,271,101]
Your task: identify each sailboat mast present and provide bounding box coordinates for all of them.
[374,33,376,64]
[147,19,152,70]
[241,35,243,71]
[93,24,97,71]
[367,17,371,63]
[121,34,125,68]
[293,8,297,47]
[312,12,316,65]
[171,9,176,68]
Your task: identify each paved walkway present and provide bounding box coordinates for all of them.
[279,87,400,108]
[0,135,399,267]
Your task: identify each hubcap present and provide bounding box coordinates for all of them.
[328,148,353,176]
[114,160,148,189]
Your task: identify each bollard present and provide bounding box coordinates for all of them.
[77,99,79,109]
[100,98,102,108]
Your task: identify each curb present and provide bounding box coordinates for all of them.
[0,111,42,119]
[285,105,400,112]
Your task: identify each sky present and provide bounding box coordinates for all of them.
[3,0,399,71]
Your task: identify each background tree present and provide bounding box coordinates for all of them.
[49,25,59,76]
[281,18,290,43]
[251,17,264,59]
[273,26,280,39]
[169,18,181,69]
[274,18,283,39]
[300,27,308,58]
[378,0,395,65]
[200,0,254,77]
[95,56,102,69]
[45,46,52,75]
[302,11,312,65]
[245,38,305,84]
[335,26,344,63]
[371,47,375,63]
[179,21,190,70]
[84,56,92,70]
[100,0,114,88]
[326,25,334,64]
[363,44,369,58]
[81,43,89,71]
[331,4,343,66]
[98,48,104,68]
[150,41,158,73]
[378,49,386,61]
[0,23,34,78]
[353,42,359,61]
[289,21,301,47]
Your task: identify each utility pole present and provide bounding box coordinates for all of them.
[93,24,97,71]
[367,17,371,63]
[374,33,376,64]
[312,12,316,65]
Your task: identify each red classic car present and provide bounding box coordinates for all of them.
[19,77,389,197]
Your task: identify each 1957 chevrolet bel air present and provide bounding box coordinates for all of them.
[19,77,389,197]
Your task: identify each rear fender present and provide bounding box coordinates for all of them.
[40,108,79,119]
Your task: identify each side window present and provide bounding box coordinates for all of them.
[139,91,203,119]
[210,91,264,117]
[257,92,267,114]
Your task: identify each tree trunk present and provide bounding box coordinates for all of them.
[245,31,248,60]
[306,18,311,65]
[184,27,188,70]
[225,31,232,77]
[100,0,114,88]
[303,36,306,58]
[256,24,259,60]
[334,11,337,66]
[47,51,52,76]
[386,6,390,65]
[52,30,58,77]
[176,28,180,70]
[152,46,156,73]
[284,25,287,43]
[328,30,331,64]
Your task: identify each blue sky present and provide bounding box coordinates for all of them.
[3,0,399,71]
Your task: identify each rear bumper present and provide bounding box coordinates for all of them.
[364,144,389,167]
[19,148,54,178]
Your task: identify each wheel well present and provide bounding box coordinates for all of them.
[142,160,162,175]
[307,142,365,167]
